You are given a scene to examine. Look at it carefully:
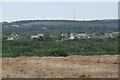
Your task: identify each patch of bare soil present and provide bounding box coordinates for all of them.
[2,55,118,78]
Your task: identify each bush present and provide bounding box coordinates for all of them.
[49,50,68,57]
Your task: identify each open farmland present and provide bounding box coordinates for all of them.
[2,55,118,78]
[2,20,119,78]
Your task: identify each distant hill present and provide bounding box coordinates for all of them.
[2,19,118,37]
[2,19,118,26]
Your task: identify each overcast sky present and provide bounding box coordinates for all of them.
[1,2,118,22]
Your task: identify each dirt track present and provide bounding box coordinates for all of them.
[2,55,118,78]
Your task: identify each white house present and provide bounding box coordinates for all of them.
[69,33,74,40]
[31,34,44,39]
[7,33,19,41]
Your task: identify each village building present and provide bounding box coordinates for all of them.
[61,33,69,38]
[60,33,69,41]
[69,33,89,40]
[93,32,118,39]
[89,34,97,38]
[7,37,14,41]
[31,34,44,39]
[111,32,119,36]
[74,33,88,39]
[7,33,19,41]
[105,33,113,38]
[69,33,74,40]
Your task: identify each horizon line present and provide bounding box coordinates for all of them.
[1,18,118,23]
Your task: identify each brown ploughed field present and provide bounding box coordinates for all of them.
[2,55,118,78]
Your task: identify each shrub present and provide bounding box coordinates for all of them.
[49,49,68,57]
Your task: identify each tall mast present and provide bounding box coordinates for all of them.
[43,13,45,28]
[42,13,45,33]
[73,10,75,21]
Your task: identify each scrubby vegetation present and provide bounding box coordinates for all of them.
[2,20,119,57]
[2,36,118,57]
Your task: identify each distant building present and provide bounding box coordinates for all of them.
[42,27,47,30]
[7,37,14,41]
[31,34,44,39]
[7,33,19,41]
[61,33,69,38]
[74,33,88,39]
[69,33,74,40]
[112,32,119,37]
[60,32,119,41]
[69,33,89,40]
[88,34,97,38]
[105,33,113,38]
[60,33,69,41]
[92,32,119,39]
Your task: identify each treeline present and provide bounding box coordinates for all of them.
[2,19,118,24]
[2,36,119,57]
[2,20,118,37]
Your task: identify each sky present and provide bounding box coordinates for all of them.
[1,2,118,22]
[1,0,120,2]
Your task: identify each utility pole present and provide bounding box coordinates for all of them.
[42,13,45,34]
[73,10,75,21]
